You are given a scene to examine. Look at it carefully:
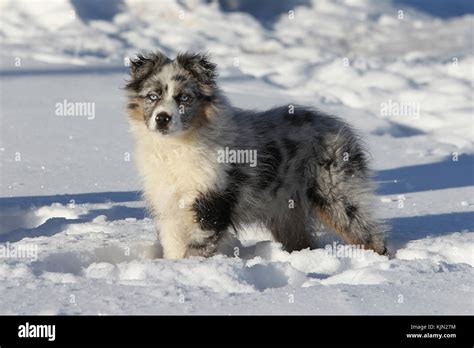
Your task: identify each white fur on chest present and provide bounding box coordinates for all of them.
[130,121,225,217]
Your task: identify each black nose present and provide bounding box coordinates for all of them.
[155,112,171,129]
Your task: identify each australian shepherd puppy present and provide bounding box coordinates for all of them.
[126,51,387,259]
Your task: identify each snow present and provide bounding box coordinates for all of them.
[0,0,473,314]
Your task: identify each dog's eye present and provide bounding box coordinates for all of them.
[148,94,159,101]
[180,94,190,103]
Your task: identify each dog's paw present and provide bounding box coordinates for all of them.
[184,242,217,258]
[184,229,221,258]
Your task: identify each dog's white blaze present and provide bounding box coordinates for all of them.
[148,64,184,133]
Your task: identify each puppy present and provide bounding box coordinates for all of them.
[126,51,387,259]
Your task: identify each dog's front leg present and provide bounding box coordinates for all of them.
[156,218,189,259]
[185,230,221,258]
[156,218,220,259]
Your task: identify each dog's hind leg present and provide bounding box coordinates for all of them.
[265,200,313,252]
[307,135,387,255]
[313,201,387,255]
[311,180,387,254]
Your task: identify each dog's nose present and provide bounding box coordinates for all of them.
[155,112,171,129]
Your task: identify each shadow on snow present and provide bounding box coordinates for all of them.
[375,154,474,195]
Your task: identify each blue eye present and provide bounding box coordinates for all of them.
[180,94,190,102]
[148,94,158,101]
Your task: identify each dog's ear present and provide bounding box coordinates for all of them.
[129,53,153,79]
[126,52,169,92]
[176,52,217,95]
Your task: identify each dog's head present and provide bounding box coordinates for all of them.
[126,51,218,135]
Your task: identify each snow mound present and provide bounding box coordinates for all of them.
[396,232,474,266]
